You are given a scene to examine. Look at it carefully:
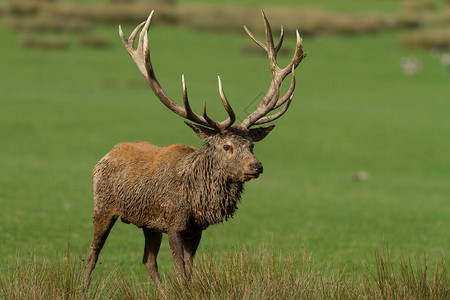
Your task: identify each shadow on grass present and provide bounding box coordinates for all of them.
[1,244,448,299]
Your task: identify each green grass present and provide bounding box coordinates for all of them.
[186,0,401,13]
[1,3,450,284]
[1,245,448,299]
[59,0,401,13]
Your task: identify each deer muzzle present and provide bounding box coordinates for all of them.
[251,162,263,174]
[245,161,263,179]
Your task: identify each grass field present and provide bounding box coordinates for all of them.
[65,0,401,13]
[2,245,448,299]
[1,0,449,296]
[192,0,400,12]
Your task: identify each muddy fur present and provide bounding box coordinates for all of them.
[84,123,274,290]
[92,140,244,232]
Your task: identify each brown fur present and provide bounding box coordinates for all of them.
[84,124,274,290]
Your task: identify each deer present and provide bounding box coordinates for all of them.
[84,10,306,291]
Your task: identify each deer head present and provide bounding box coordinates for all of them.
[119,10,306,181]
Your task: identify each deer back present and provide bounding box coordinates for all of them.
[93,141,198,231]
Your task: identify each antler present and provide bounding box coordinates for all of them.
[237,11,306,129]
[119,11,235,131]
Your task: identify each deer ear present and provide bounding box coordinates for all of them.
[185,122,217,142]
[249,125,275,142]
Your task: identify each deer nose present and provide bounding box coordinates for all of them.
[251,162,263,174]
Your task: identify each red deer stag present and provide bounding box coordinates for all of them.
[84,10,305,290]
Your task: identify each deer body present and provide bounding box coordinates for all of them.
[85,10,305,292]
[93,140,245,233]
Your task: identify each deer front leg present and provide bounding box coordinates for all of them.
[168,231,187,279]
[142,229,163,292]
[182,233,202,280]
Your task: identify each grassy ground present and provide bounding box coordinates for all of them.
[63,0,401,13]
[1,0,449,288]
[1,245,448,299]
[187,0,401,13]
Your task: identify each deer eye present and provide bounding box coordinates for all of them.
[223,144,232,152]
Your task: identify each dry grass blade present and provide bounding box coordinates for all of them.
[365,247,449,300]
[0,245,448,299]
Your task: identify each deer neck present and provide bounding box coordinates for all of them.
[183,147,244,228]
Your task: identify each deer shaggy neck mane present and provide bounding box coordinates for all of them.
[182,145,244,227]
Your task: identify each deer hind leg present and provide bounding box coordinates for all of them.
[182,233,202,280]
[84,213,117,289]
[142,228,163,291]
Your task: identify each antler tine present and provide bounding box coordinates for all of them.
[254,94,293,125]
[203,102,221,131]
[199,75,236,131]
[181,74,194,115]
[254,66,295,125]
[243,25,267,52]
[238,12,305,130]
[274,66,296,110]
[139,12,153,53]
[281,30,304,75]
[119,21,145,49]
[217,74,236,130]
[261,11,277,67]
[274,26,284,54]
[120,11,237,131]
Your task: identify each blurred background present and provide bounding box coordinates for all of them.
[1,0,449,276]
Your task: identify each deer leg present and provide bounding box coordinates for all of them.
[142,228,163,291]
[84,213,117,289]
[168,231,186,279]
[182,233,202,280]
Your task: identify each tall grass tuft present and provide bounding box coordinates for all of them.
[365,248,448,300]
[0,244,145,300]
[1,245,448,299]
[161,247,362,299]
